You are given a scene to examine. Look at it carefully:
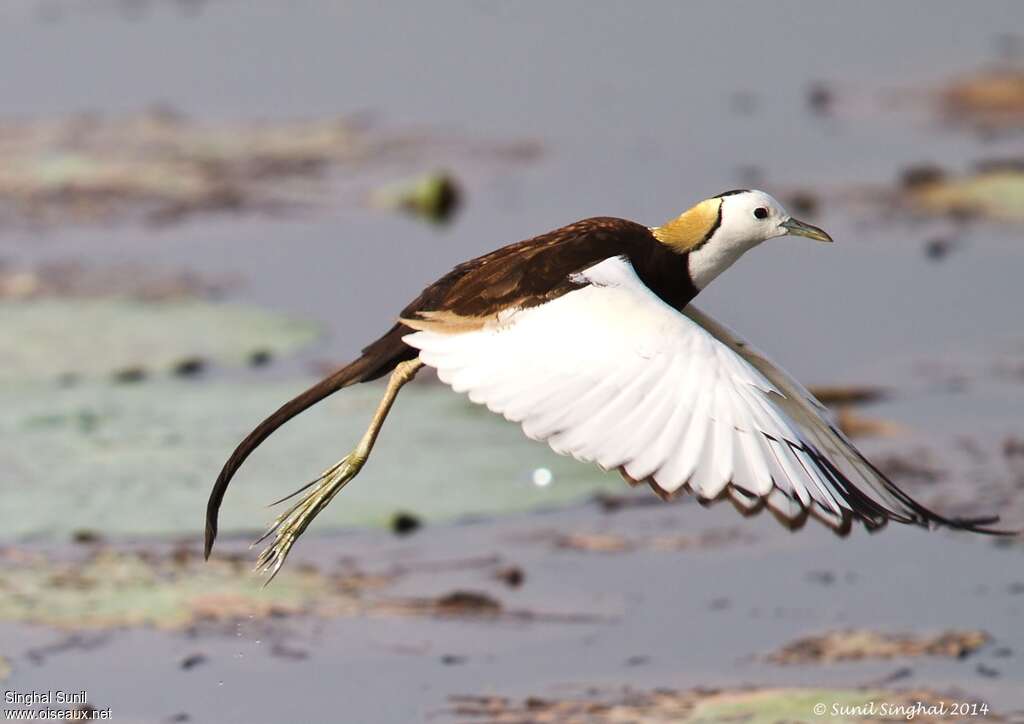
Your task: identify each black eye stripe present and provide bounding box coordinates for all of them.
[753,207,769,219]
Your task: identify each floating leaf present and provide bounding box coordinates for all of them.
[0,299,319,383]
[1,379,620,542]
[902,165,1024,222]
[0,546,376,630]
[0,547,595,630]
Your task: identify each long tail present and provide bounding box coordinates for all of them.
[204,324,415,558]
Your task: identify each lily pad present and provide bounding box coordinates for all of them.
[0,547,596,630]
[0,546,379,630]
[1,379,620,542]
[901,165,1024,222]
[0,299,319,383]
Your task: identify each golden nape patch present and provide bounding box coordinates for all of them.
[651,198,722,252]
[400,310,492,333]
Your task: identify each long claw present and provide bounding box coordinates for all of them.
[252,453,365,581]
[264,457,349,508]
[243,358,424,583]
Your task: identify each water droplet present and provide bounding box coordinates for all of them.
[218,681,224,687]
[532,467,553,487]
[255,640,262,645]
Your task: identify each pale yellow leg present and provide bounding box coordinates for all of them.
[253,359,423,581]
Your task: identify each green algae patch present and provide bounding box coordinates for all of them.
[0,547,590,630]
[448,687,1003,723]
[1,379,619,543]
[693,689,882,724]
[0,547,383,630]
[0,299,319,384]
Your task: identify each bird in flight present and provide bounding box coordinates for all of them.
[205,189,1006,579]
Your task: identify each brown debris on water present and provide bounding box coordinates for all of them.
[0,109,535,229]
[383,589,602,624]
[553,532,632,553]
[923,236,959,261]
[540,527,755,554]
[940,67,1024,133]
[593,491,665,513]
[807,385,903,438]
[784,190,821,218]
[900,165,947,190]
[446,686,1004,723]
[807,81,835,116]
[179,653,207,670]
[895,161,1024,222]
[493,565,525,588]
[765,629,990,665]
[835,408,906,439]
[435,590,503,616]
[808,385,888,407]
[390,511,422,536]
[0,260,233,301]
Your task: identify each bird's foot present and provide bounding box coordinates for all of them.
[252,452,365,583]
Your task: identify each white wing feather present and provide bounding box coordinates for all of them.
[404,256,988,533]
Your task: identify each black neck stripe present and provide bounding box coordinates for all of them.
[695,198,724,248]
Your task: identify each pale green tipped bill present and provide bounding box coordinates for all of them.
[781,217,833,243]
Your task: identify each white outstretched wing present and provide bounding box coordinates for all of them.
[403,256,992,534]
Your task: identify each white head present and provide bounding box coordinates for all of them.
[651,189,832,290]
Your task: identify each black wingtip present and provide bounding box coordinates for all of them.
[944,514,1018,537]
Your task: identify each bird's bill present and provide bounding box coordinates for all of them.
[781,217,833,243]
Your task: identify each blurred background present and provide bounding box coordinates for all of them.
[1,2,1022,722]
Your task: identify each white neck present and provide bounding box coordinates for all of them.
[686,235,760,290]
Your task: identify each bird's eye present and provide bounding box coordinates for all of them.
[753,207,769,220]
